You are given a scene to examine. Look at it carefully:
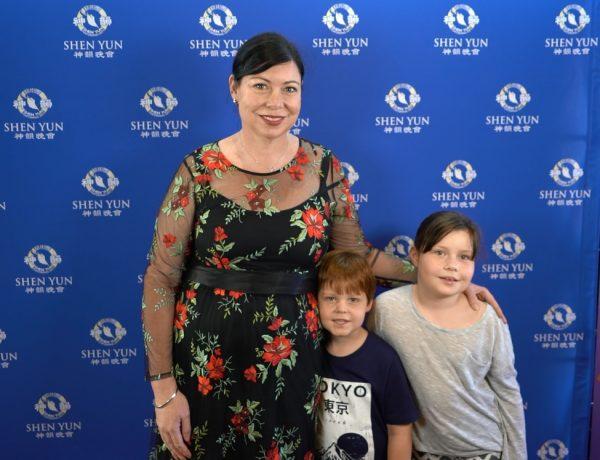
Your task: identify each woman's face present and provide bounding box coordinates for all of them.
[230,61,302,140]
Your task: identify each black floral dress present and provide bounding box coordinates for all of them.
[142,139,413,459]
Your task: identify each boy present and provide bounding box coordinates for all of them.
[316,250,419,460]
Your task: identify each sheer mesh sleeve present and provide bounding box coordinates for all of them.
[325,152,416,286]
[142,156,196,379]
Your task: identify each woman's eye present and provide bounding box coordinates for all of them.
[254,83,267,90]
[284,86,298,93]
[461,255,472,260]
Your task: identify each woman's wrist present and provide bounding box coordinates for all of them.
[151,376,178,400]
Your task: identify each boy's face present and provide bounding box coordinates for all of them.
[318,284,373,340]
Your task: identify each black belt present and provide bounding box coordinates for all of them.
[184,265,317,295]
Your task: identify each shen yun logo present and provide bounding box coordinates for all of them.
[556,5,590,35]
[537,439,569,460]
[385,235,414,260]
[90,318,127,346]
[24,245,62,274]
[81,167,119,197]
[13,89,52,119]
[442,160,476,189]
[0,329,17,369]
[73,5,112,37]
[323,4,359,34]
[492,233,525,261]
[140,87,178,118]
[385,84,420,114]
[550,159,584,187]
[544,304,576,331]
[444,4,479,35]
[496,84,531,113]
[199,5,237,36]
[35,393,71,420]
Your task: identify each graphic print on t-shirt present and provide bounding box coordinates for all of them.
[316,377,374,459]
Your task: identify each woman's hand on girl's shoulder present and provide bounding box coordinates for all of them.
[465,283,507,323]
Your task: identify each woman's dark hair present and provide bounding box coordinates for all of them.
[232,32,304,82]
[414,211,481,259]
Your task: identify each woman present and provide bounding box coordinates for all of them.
[142,32,500,460]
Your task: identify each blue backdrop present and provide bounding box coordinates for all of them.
[1,1,599,459]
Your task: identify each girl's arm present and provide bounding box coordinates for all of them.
[387,424,412,460]
[487,320,527,459]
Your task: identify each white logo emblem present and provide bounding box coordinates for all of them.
[555,5,590,35]
[385,84,421,113]
[543,304,576,331]
[0,329,6,345]
[199,5,237,36]
[385,235,414,260]
[34,393,71,420]
[550,159,584,187]
[13,89,52,119]
[140,87,178,118]
[73,5,112,37]
[444,4,479,35]
[323,4,359,34]
[492,233,525,261]
[442,160,477,189]
[341,162,359,186]
[90,318,127,346]
[81,167,120,197]
[537,439,569,459]
[24,245,62,274]
[496,83,531,112]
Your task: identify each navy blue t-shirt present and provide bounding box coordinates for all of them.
[316,332,419,460]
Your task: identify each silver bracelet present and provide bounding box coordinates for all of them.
[153,388,178,409]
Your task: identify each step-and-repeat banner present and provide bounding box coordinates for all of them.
[2,1,599,459]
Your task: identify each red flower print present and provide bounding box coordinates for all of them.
[262,335,292,366]
[174,301,188,330]
[197,376,212,395]
[214,288,226,296]
[295,147,309,165]
[194,173,211,184]
[244,365,257,383]
[267,316,283,331]
[214,348,222,356]
[304,451,315,460]
[305,310,319,337]
[202,149,232,171]
[177,187,188,198]
[179,196,190,208]
[214,226,228,242]
[231,410,249,434]
[185,289,196,300]
[302,209,325,239]
[307,292,318,310]
[323,201,331,218]
[170,199,181,210]
[212,255,231,270]
[246,191,258,202]
[287,164,304,181]
[266,441,280,460]
[313,248,323,263]
[162,233,177,248]
[206,354,225,380]
[249,197,266,211]
[229,290,243,299]
[256,184,267,194]
[332,156,341,173]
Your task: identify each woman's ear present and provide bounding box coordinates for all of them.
[409,246,419,268]
[228,75,237,100]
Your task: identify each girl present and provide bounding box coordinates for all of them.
[372,211,526,460]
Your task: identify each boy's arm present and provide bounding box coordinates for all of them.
[487,319,527,460]
[387,424,412,460]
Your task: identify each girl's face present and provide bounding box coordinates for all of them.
[410,230,475,299]
[229,61,302,141]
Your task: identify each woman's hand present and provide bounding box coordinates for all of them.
[465,282,507,323]
[152,378,192,460]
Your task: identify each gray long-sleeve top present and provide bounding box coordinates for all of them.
[373,286,527,460]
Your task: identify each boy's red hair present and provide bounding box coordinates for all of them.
[318,250,376,301]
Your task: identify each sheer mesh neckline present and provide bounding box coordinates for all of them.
[214,138,303,177]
